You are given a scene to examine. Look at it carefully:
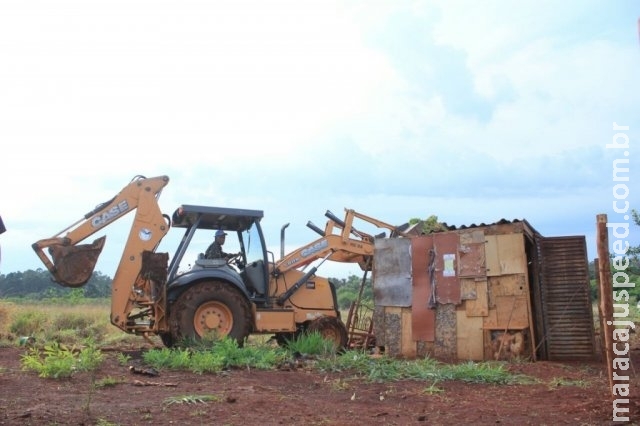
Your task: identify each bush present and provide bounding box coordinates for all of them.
[9,311,47,336]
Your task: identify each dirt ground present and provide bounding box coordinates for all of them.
[1,335,639,426]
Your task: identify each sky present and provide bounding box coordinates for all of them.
[1,0,639,280]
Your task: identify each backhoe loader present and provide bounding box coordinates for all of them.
[32,174,407,347]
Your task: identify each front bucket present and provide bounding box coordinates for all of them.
[49,236,106,287]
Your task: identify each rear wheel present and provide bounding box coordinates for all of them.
[169,281,253,346]
[159,332,174,348]
[274,331,301,347]
[307,316,348,350]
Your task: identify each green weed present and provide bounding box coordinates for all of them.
[20,341,104,379]
[94,376,122,388]
[163,394,222,406]
[115,352,131,366]
[421,380,444,395]
[284,331,339,356]
[547,377,590,389]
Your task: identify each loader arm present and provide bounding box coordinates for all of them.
[274,208,408,275]
[32,175,171,332]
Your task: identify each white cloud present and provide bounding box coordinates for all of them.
[0,0,638,278]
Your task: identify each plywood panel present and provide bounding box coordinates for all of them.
[460,278,477,300]
[488,275,527,307]
[485,233,526,276]
[482,296,529,329]
[496,233,526,275]
[485,235,500,277]
[402,308,417,358]
[459,229,485,245]
[457,309,484,360]
[465,279,488,317]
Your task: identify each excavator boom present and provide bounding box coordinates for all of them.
[32,175,170,287]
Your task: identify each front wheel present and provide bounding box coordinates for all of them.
[169,281,253,346]
[307,316,348,350]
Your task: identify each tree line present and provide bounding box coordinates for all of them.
[0,269,112,299]
[0,268,372,310]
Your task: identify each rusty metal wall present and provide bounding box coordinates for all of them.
[536,236,596,360]
[411,237,436,342]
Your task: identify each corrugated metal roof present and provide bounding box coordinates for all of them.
[442,218,522,230]
[434,218,543,238]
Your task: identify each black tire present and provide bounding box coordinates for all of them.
[307,316,348,350]
[274,331,301,347]
[159,332,174,348]
[169,281,253,347]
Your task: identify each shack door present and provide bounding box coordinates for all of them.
[536,236,597,360]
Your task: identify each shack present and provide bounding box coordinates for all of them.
[371,219,597,362]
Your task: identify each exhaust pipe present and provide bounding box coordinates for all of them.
[280,223,289,259]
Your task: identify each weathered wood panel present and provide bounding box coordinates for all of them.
[485,233,526,276]
[456,308,484,360]
[465,279,488,317]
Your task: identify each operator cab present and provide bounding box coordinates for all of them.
[168,205,270,301]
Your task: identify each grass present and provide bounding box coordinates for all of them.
[0,300,117,343]
[8,301,536,388]
[20,340,104,378]
[94,376,123,388]
[163,394,223,406]
[547,377,591,389]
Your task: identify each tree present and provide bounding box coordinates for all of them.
[331,274,372,310]
[0,269,111,299]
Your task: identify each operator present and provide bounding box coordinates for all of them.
[205,230,234,260]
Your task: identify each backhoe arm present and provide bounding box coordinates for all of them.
[33,175,170,286]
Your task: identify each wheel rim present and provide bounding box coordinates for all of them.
[308,317,347,348]
[319,324,342,345]
[193,301,234,337]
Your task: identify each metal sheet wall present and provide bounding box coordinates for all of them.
[537,236,596,360]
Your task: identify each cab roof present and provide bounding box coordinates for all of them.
[171,204,264,232]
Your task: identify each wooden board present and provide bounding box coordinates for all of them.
[457,308,484,360]
[402,308,416,358]
[485,233,526,277]
[488,274,527,300]
[483,296,529,330]
[459,229,485,245]
[465,279,488,317]
[460,278,477,300]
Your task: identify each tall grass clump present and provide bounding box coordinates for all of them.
[284,331,341,357]
[1,302,116,346]
[143,336,287,374]
[317,351,530,385]
[20,340,104,379]
[9,311,48,337]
